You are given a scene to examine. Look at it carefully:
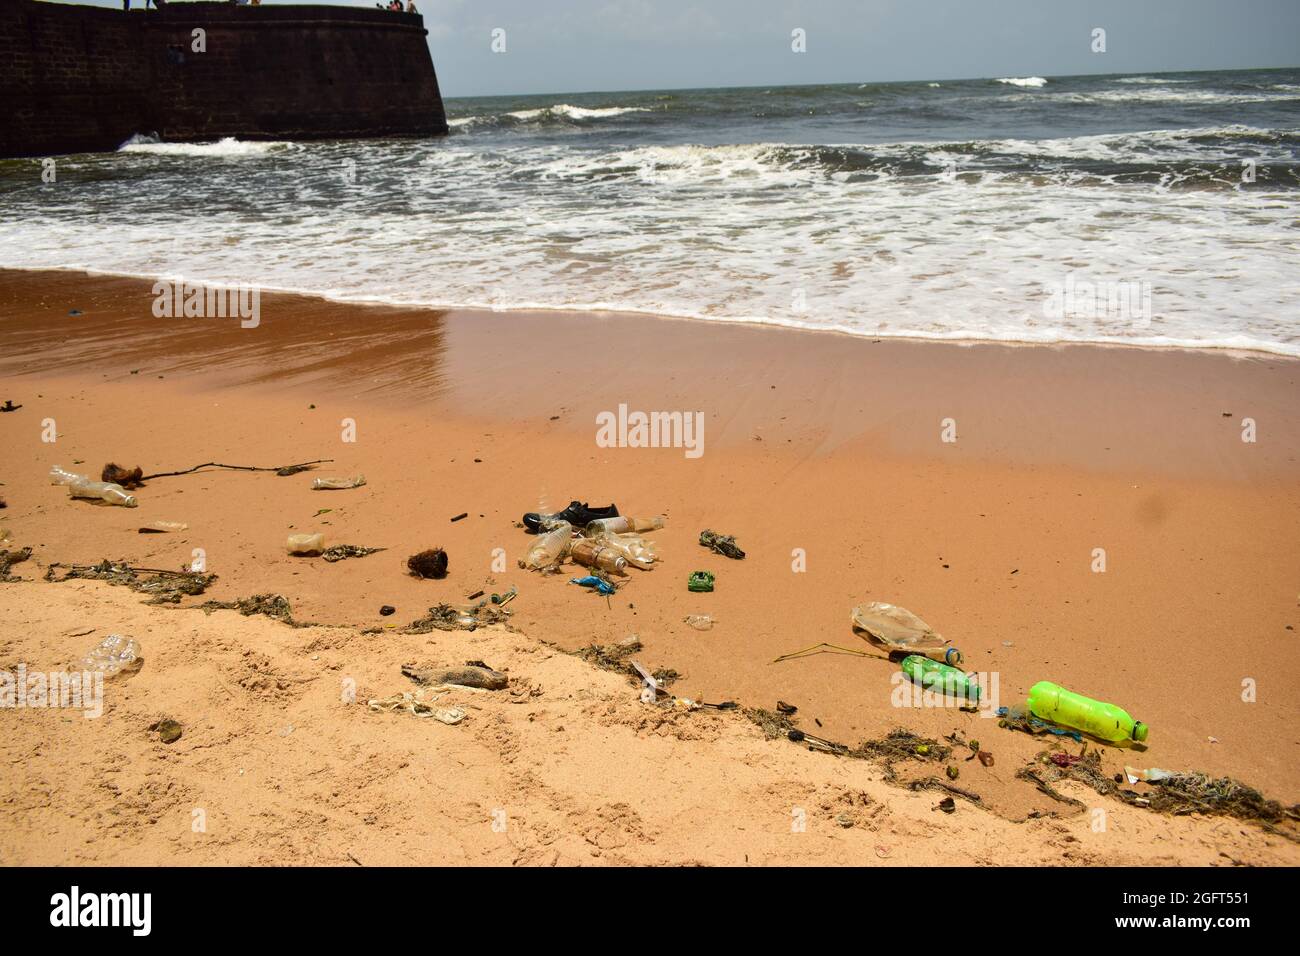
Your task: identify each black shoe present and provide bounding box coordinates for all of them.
[523,500,619,533]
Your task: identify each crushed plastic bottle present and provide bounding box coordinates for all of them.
[1027,681,1147,743]
[286,532,325,555]
[311,475,366,490]
[683,614,714,631]
[594,532,659,569]
[80,634,142,677]
[49,465,80,485]
[523,520,572,570]
[67,476,137,507]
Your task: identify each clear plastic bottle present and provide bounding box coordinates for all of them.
[595,533,657,569]
[570,540,628,575]
[286,532,325,555]
[585,516,631,534]
[67,476,138,507]
[311,475,366,490]
[80,634,142,677]
[586,515,666,535]
[49,465,80,485]
[524,521,572,569]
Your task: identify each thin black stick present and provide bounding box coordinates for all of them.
[140,459,332,481]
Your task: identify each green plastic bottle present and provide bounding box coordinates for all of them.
[900,655,980,701]
[1026,681,1148,743]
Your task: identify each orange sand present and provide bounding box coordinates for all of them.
[1,269,1298,865]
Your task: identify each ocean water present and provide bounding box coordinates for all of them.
[2,69,1298,355]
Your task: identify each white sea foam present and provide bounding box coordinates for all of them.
[995,76,1048,87]
[507,104,650,121]
[1000,88,1298,105]
[5,121,1298,358]
[117,136,288,157]
[1114,76,1194,85]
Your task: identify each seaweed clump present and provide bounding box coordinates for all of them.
[1018,748,1300,839]
[744,707,800,739]
[403,602,511,633]
[197,593,307,626]
[45,559,216,604]
[0,547,33,583]
[322,545,384,563]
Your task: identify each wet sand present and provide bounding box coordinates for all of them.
[2,268,1299,863]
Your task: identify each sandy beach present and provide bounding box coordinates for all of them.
[2,267,1299,865]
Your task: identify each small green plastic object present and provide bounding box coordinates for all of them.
[899,655,981,701]
[1027,681,1147,743]
[688,570,715,592]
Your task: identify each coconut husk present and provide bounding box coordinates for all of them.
[407,548,448,579]
[102,463,145,489]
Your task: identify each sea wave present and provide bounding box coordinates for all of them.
[117,135,290,157]
[448,103,651,132]
[995,76,1048,87]
[1000,88,1300,105]
[529,127,1298,187]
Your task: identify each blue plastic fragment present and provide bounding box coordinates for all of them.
[570,575,615,596]
[995,706,1083,742]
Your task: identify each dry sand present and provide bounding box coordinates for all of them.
[2,268,1298,865]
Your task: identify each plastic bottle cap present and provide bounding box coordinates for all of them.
[1133,722,1148,743]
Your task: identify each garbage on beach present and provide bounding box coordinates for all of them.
[406,547,448,579]
[630,660,661,703]
[586,515,664,535]
[683,614,714,631]
[699,528,744,560]
[367,691,466,724]
[1124,766,1176,784]
[996,706,1083,743]
[522,521,572,570]
[402,602,512,633]
[138,520,188,534]
[79,634,142,677]
[286,532,325,556]
[850,601,961,665]
[402,662,508,690]
[687,570,715,592]
[311,474,366,490]
[322,544,385,563]
[101,463,145,489]
[570,540,627,575]
[1026,680,1147,744]
[51,467,137,507]
[899,654,981,701]
[48,560,216,603]
[570,575,616,596]
[0,546,33,583]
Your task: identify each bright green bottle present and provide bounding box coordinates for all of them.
[900,655,980,701]
[1026,681,1148,743]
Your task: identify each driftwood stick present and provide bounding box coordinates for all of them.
[141,459,332,480]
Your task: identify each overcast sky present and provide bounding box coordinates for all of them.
[74,0,1300,97]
